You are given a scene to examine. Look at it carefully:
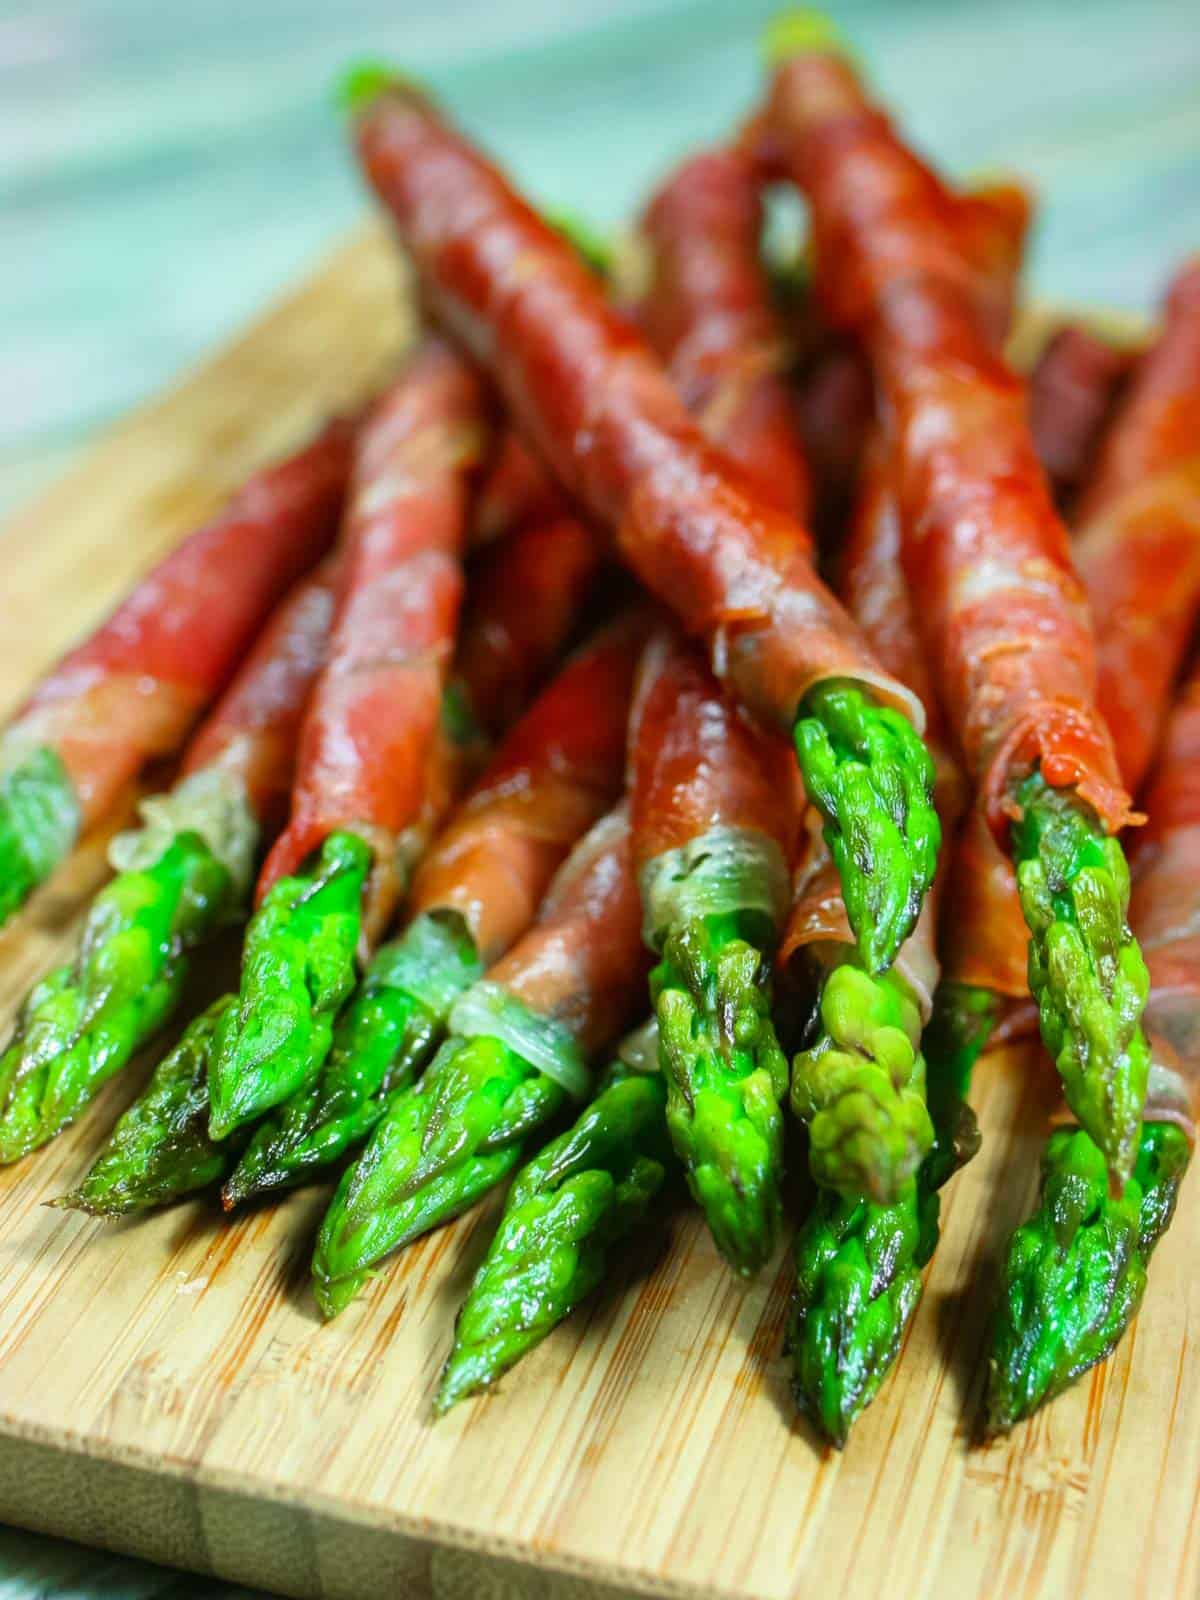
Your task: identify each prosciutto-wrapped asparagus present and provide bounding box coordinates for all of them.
[0,424,350,926]
[1027,323,1137,510]
[0,562,338,1167]
[1071,260,1200,796]
[207,342,489,1141]
[989,660,1200,1428]
[60,497,613,1215]
[471,425,565,550]
[624,144,805,1275]
[784,463,945,1198]
[638,145,811,522]
[221,612,645,1206]
[945,258,1200,1145]
[782,448,962,1441]
[783,168,1032,1437]
[629,628,794,1275]
[454,511,602,738]
[347,72,939,979]
[313,799,649,1316]
[766,31,1149,1186]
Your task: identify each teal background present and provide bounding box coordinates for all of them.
[3,0,1200,516]
[0,0,1198,1592]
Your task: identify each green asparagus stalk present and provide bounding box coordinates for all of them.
[787,981,996,1445]
[313,1014,573,1318]
[790,958,934,1204]
[654,911,788,1277]
[1012,770,1150,1187]
[0,771,254,1163]
[208,830,371,1140]
[52,998,243,1216]
[795,682,941,976]
[435,1058,674,1414]
[221,911,482,1206]
[0,747,80,925]
[987,1117,1190,1432]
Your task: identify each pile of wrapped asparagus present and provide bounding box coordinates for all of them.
[2,14,1197,1448]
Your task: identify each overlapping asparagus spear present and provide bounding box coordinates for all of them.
[348,69,940,980]
[53,998,240,1217]
[207,342,490,1142]
[222,614,644,1206]
[436,1024,676,1413]
[313,800,648,1316]
[781,151,1032,1433]
[989,662,1200,1429]
[765,25,1151,1187]
[0,563,339,1164]
[984,278,1200,1424]
[787,977,995,1444]
[779,447,954,1439]
[0,424,349,926]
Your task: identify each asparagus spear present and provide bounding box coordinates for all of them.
[312,802,646,1316]
[224,614,643,1206]
[436,1054,674,1414]
[220,910,480,1205]
[787,981,996,1444]
[1011,771,1150,1187]
[53,998,242,1216]
[0,424,349,929]
[0,748,80,925]
[789,957,932,1204]
[765,27,1155,1188]
[653,911,789,1276]
[0,561,343,1165]
[314,1028,569,1318]
[625,627,796,1279]
[987,1117,1189,1432]
[0,773,252,1163]
[208,830,370,1139]
[207,344,488,1138]
[351,71,943,981]
[796,684,940,977]
[987,662,1200,1427]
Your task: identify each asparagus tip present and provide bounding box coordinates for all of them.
[432,1368,469,1418]
[982,1380,1020,1437]
[46,1191,119,1221]
[434,1335,516,1417]
[338,60,412,115]
[762,10,848,67]
[313,1266,371,1320]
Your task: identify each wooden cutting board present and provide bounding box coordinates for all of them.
[0,227,1193,1600]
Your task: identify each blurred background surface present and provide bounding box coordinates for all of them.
[0,0,1197,1594]
[2,0,1199,516]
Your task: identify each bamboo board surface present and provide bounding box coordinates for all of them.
[0,228,1195,1600]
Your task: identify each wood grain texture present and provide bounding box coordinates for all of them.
[0,230,1196,1600]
